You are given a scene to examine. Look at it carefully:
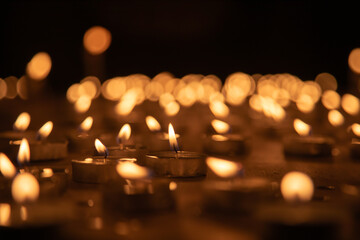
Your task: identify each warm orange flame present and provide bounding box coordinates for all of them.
[41,168,54,178]
[117,124,131,144]
[83,26,112,55]
[18,138,30,164]
[209,100,229,118]
[13,112,31,131]
[169,181,177,191]
[211,134,229,141]
[0,203,11,226]
[164,101,180,116]
[348,48,360,74]
[351,123,360,137]
[116,162,150,180]
[281,171,314,202]
[26,52,52,81]
[168,123,179,152]
[321,90,340,110]
[328,110,344,127]
[206,157,241,178]
[294,119,311,136]
[95,138,108,156]
[0,153,16,179]
[341,94,360,116]
[211,119,230,134]
[79,116,93,132]
[146,116,161,132]
[37,121,53,140]
[11,172,40,203]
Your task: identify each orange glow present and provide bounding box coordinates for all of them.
[341,94,360,115]
[80,79,98,99]
[169,181,177,191]
[294,119,311,136]
[18,138,30,164]
[4,76,18,99]
[348,48,360,74]
[281,171,314,202]
[66,83,81,103]
[114,90,137,116]
[79,116,93,132]
[249,94,263,112]
[315,73,337,91]
[118,124,131,144]
[168,123,179,152]
[321,90,340,110]
[83,26,112,55]
[209,100,229,118]
[101,77,126,101]
[164,101,180,116]
[296,94,315,113]
[299,81,322,103]
[328,110,344,127]
[159,92,175,108]
[176,85,197,107]
[211,119,230,134]
[0,153,16,179]
[0,203,11,226]
[116,162,150,180]
[26,52,52,81]
[75,95,92,113]
[37,121,53,140]
[11,172,40,203]
[351,124,360,137]
[95,139,108,156]
[41,168,54,178]
[13,112,31,132]
[0,78,7,100]
[206,157,241,178]
[20,206,28,221]
[145,81,164,101]
[146,116,161,132]
[211,134,229,141]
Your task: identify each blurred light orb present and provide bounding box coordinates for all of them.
[342,93,360,115]
[321,90,340,110]
[348,48,360,74]
[11,172,40,204]
[84,26,112,55]
[281,171,314,202]
[328,110,344,127]
[315,72,337,91]
[0,78,7,100]
[26,52,52,81]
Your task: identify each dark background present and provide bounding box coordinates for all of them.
[0,0,359,94]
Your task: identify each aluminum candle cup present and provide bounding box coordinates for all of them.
[66,131,94,154]
[146,133,181,152]
[204,177,274,214]
[204,134,248,156]
[283,135,334,157]
[10,139,68,161]
[103,179,174,216]
[72,157,135,184]
[145,151,206,177]
[105,145,147,165]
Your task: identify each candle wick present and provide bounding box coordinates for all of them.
[35,133,42,141]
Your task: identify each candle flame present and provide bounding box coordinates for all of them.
[13,112,31,131]
[26,52,52,81]
[11,172,40,203]
[281,171,314,202]
[0,203,11,226]
[211,119,230,134]
[328,110,344,127]
[75,95,92,113]
[95,138,108,156]
[211,134,229,141]
[209,100,229,118]
[37,121,53,140]
[116,162,151,180]
[146,116,161,132]
[294,119,311,136]
[341,93,360,116]
[41,168,54,178]
[83,26,112,55]
[18,138,30,164]
[0,153,16,179]
[168,123,179,152]
[350,123,360,137]
[79,116,93,132]
[206,157,242,178]
[117,124,131,144]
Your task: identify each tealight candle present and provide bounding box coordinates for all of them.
[72,139,136,183]
[145,123,206,177]
[145,115,181,151]
[67,116,95,153]
[283,119,333,157]
[204,157,273,214]
[256,171,347,240]
[103,162,174,216]
[204,119,249,156]
[98,124,147,165]
[10,121,68,161]
[0,112,35,153]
